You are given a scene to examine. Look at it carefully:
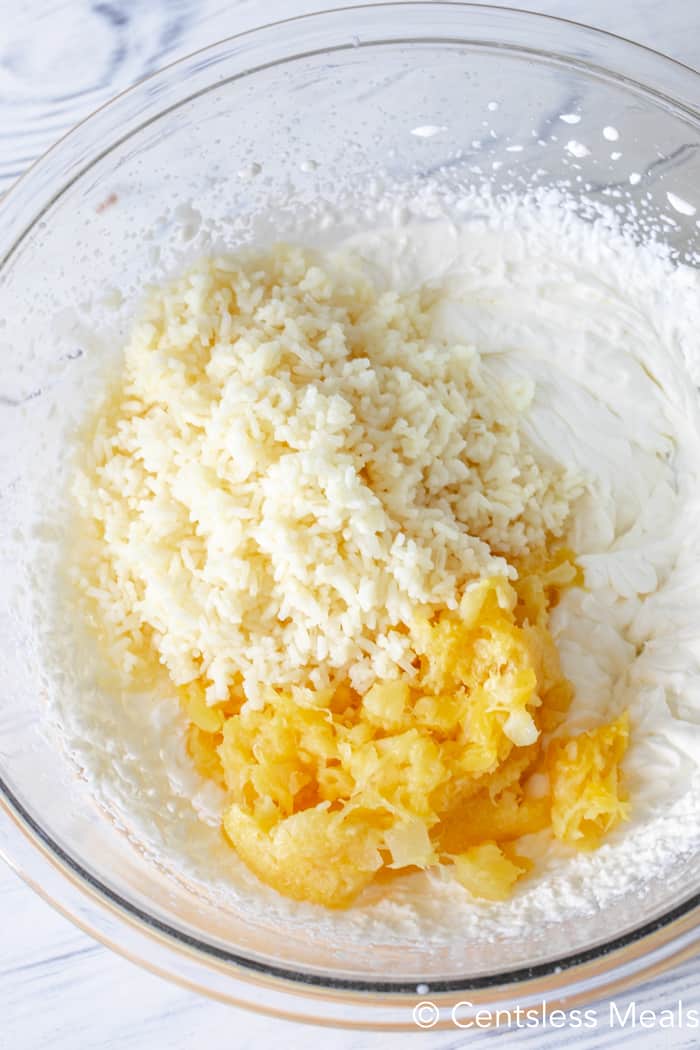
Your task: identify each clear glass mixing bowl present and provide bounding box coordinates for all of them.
[0,2,699,1029]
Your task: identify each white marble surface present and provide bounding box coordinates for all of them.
[1,2,699,1047]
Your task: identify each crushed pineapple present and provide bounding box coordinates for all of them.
[436,785,550,853]
[223,805,386,908]
[548,714,630,849]
[451,843,532,902]
[180,553,630,908]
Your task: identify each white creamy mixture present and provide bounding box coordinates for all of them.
[53,193,700,943]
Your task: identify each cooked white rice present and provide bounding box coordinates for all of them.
[72,244,580,702]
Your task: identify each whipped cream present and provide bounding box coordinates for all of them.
[46,190,700,947]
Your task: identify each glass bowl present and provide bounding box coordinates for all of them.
[1,2,699,1029]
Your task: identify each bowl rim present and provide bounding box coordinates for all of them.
[1,0,699,246]
[1,0,699,1020]
[3,786,700,1029]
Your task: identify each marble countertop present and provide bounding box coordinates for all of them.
[2,2,699,1047]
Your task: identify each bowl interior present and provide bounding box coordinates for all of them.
[0,3,699,995]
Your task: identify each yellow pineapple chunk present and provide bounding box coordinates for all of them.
[459,575,514,626]
[437,787,550,854]
[223,803,384,908]
[179,679,224,733]
[186,724,226,788]
[548,713,630,849]
[384,819,436,869]
[362,680,410,730]
[451,842,530,901]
